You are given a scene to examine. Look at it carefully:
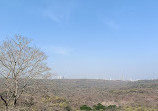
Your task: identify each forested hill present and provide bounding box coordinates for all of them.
[1,79,158,110]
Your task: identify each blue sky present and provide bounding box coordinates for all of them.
[0,0,158,79]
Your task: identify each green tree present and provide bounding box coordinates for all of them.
[80,105,92,110]
[93,103,106,110]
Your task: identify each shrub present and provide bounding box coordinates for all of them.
[65,105,72,111]
[80,105,92,110]
[107,105,117,109]
[93,103,106,110]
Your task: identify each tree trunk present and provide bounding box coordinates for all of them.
[14,79,18,106]
[5,105,9,111]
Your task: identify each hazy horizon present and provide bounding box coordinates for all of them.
[0,0,158,80]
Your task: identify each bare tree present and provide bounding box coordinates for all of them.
[0,35,51,111]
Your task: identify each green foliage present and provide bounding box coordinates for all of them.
[107,105,117,110]
[80,105,92,110]
[80,103,118,111]
[93,103,106,110]
[65,105,73,111]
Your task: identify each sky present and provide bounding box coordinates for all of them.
[0,0,158,80]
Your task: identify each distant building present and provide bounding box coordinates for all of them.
[58,76,64,79]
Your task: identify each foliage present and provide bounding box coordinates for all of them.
[80,103,117,111]
[93,103,106,110]
[107,105,117,110]
[1,79,158,110]
[80,105,92,110]
[65,105,73,111]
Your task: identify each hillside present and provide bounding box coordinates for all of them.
[1,79,158,110]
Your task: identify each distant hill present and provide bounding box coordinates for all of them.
[1,79,158,110]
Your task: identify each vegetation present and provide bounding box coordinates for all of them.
[80,105,92,110]
[80,103,117,111]
[0,77,158,110]
[93,103,107,110]
[0,36,51,111]
[0,36,158,111]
